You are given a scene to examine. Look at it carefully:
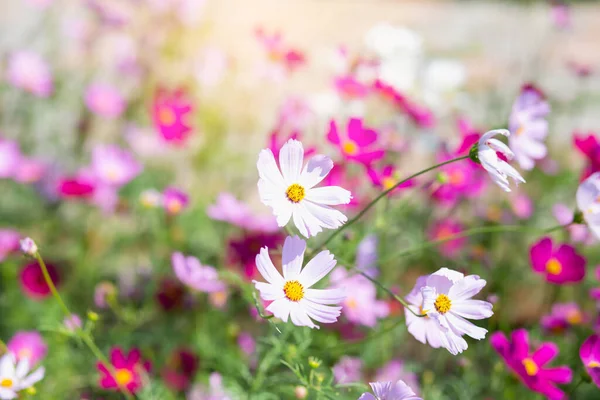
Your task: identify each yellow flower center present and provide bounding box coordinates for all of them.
[158,108,176,126]
[588,361,600,368]
[448,169,465,185]
[522,358,539,376]
[167,199,182,214]
[515,125,526,137]
[0,379,13,388]
[18,348,32,360]
[286,184,305,203]
[545,257,562,275]
[434,294,452,314]
[346,297,358,309]
[342,140,358,155]
[382,177,396,190]
[566,310,582,325]
[115,368,134,386]
[283,280,304,302]
[436,227,454,241]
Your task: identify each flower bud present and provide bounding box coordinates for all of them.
[19,238,38,256]
[308,356,321,369]
[87,311,99,321]
[294,386,308,399]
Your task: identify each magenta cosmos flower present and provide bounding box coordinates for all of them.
[162,187,189,215]
[580,334,600,388]
[530,237,586,284]
[574,133,600,180]
[327,118,385,166]
[368,164,415,195]
[171,252,225,293]
[491,329,572,400]
[0,229,21,262]
[6,51,53,97]
[372,80,435,128]
[85,83,126,119]
[541,302,587,334]
[508,84,550,171]
[7,331,47,366]
[20,261,60,300]
[427,218,466,258]
[228,231,283,280]
[152,88,193,145]
[97,347,151,394]
[90,145,141,187]
[432,150,484,206]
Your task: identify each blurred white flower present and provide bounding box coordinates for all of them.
[576,172,600,240]
[420,268,494,355]
[422,59,466,110]
[0,353,45,399]
[257,139,351,238]
[359,380,422,400]
[253,236,345,329]
[477,129,525,192]
[364,23,422,60]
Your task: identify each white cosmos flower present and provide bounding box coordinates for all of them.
[257,139,352,238]
[358,380,422,400]
[576,172,600,239]
[252,235,345,329]
[477,129,526,192]
[420,268,494,355]
[0,353,45,399]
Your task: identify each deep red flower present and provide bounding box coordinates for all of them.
[97,347,151,394]
[228,232,283,280]
[155,278,186,311]
[160,348,198,391]
[20,261,60,299]
[57,177,95,198]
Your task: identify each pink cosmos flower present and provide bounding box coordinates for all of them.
[20,261,61,300]
[57,176,95,198]
[90,145,141,187]
[550,2,570,30]
[580,334,600,388]
[334,75,370,100]
[330,269,389,327]
[237,332,256,357]
[372,80,435,128]
[530,237,586,284]
[0,139,21,179]
[374,360,420,396]
[431,151,483,206]
[510,193,533,219]
[6,51,53,97]
[161,348,198,392]
[268,128,316,162]
[276,97,315,132]
[13,157,46,183]
[97,347,151,394]
[7,331,47,366]
[508,84,550,171]
[152,88,193,145]
[491,329,572,400]
[427,219,466,257]
[327,118,385,166]
[207,192,278,233]
[64,314,82,331]
[359,380,422,400]
[255,28,306,79]
[368,164,415,195]
[171,252,225,293]
[228,231,283,280]
[0,229,21,262]
[333,356,362,384]
[541,303,587,334]
[163,187,189,215]
[552,203,591,243]
[85,83,126,119]
[322,164,362,209]
[574,133,600,180]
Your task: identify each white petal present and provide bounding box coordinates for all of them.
[291,206,313,238]
[15,358,29,379]
[303,201,348,229]
[282,236,306,280]
[479,129,509,143]
[448,275,486,301]
[357,394,376,400]
[298,250,336,288]
[257,148,285,188]
[452,299,494,320]
[304,287,346,304]
[17,367,45,390]
[279,139,304,182]
[577,173,600,211]
[255,247,284,286]
[0,354,15,376]
[441,331,468,355]
[0,388,17,399]
[305,186,352,205]
[253,281,285,301]
[420,286,437,315]
[266,298,291,322]
[288,302,318,329]
[299,154,333,188]
[486,138,514,159]
[446,312,488,340]
[301,299,341,324]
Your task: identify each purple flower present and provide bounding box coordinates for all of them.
[171,252,225,293]
[580,334,600,388]
[374,361,419,396]
[6,51,53,97]
[541,303,587,334]
[207,192,278,232]
[0,139,22,179]
[333,356,362,384]
[85,83,126,119]
[491,329,572,400]
[90,145,142,187]
[508,84,550,171]
[237,332,256,357]
[7,331,48,366]
[358,380,421,400]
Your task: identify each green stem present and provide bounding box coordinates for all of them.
[569,377,584,397]
[312,155,469,255]
[378,223,566,266]
[358,272,425,317]
[34,252,70,317]
[0,338,6,354]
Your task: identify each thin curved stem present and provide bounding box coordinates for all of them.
[311,155,469,255]
[34,252,70,317]
[358,272,425,317]
[379,223,566,267]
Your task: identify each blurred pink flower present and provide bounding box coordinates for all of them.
[171,252,225,293]
[228,231,283,280]
[64,314,82,332]
[431,151,483,206]
[0,139,21,178]
[550,2,570,30]
[491,329,572,400]
[152,88,193,145]
[161,348,198,392]
[374,360,420,396]
[368,164,415,195]
[334,75,369,100]
[13,157,46,183]
[573,133,600,180]
[580,334,600,388]
[508,84,550,171]
[427,219,466,257]
[510,193,533,219]
[85,83,126,119]
[163,187,189,215]
[359,380,421,400]
[7,331,47,366]
[0,229,21,262]
[207,192,278,233]
[255,28,306,79]
[327,118,385,166]
[541,303,587,334]
[333,356,362,384]
[6,51,53,97]
[277,97,314,132]
[57,176,95,199]
[237,332,256,357]
[372,80,435,128]
[20,261,60,300]
[97,347,151,394]
[530,237,586,284]
[91,145,142,187]
[552,203,591,243]
[330,269,389,327]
